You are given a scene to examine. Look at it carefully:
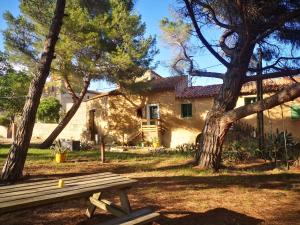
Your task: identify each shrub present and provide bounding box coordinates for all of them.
[0,114,10,126]
[175,143,198,154]
[223,129,258,162]
[222,140,252,162]
[50,139,71,154]
[37,97,61,123]
[148,143,197,156]
[264,130,300,162]
[80,141,93,151]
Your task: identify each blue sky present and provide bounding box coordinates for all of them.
[0,0,224,91]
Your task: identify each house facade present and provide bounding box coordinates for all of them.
[84,71,300,148]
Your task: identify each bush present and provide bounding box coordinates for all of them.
[223,129,258,162]
[264,130,300,162]
[80,141,93,151]
[175,143,198,154]
[148,143,197,156]
[222,140,252,162]
[0,114,10,126]
[37,97,61,123]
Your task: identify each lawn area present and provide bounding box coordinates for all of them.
[0,148,299,225]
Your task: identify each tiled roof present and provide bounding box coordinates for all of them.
[179,84,221,98]
[240,78,293,95]
[87,75,186,101]
[89,75,299,100]
[178,77,299,99]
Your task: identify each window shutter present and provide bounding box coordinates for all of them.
[181,103,192,118]
[291,105,300,119]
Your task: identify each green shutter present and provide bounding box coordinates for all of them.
[244,97,257,105]
[181,104,192,118]
[291,105,300,120]
[181,104,185,117]
[187,104,192,117]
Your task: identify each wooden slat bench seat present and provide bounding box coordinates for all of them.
[0,172,159,225]
[0,172,136,214]
[98,208,160,225]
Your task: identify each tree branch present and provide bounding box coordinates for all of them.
[252,8,300,45]
[190,70,224,79]
[245,68,300,82]
[183,0,230,67]
[219,30,236,56]
[63,75,78,102]
[248,57,300,73]
[223,83,300,123]
[194,0,240,31]
[78,74,91,101]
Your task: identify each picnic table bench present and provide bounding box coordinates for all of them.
[0,172,159,225]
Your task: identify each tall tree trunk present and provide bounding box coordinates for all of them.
[39,76,91,149]
[1,0,66,183]
[196,42,255,170]
[196,113,229,170]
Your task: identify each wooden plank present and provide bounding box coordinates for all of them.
[0,176,132,200]
[121,212,160,225]
[98,208,159,225]
[0,175,132,202]
[0,174,127,197]
[89,197,127,217]
[86,192,102,218]
[0,177,135,204]
[0,172,117,193]
[118,189,132,214]
[0,179,136,214]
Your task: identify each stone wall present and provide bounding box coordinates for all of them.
[0,126,7,138]
[86,90,300,148]
[31,102,88,141]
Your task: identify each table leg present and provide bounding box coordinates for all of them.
[86,192,102,218]
[118,189,132,214]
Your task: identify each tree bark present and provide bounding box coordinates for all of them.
[183,0,300,171]
[1,0,66,183]
[39,76,91,149]
[196,114,228,170]
[196,41,256,170]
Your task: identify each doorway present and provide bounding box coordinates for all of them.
[147,104,159,125]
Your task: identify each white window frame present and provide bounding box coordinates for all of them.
[147,104,160,125]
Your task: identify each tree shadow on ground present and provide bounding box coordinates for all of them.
[159,208,264,225]
[135,173,300,193]
[7,159,299,193]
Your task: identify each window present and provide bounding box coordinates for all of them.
[181,103,192,118]
[244,97,257,105]
[291,105,300,120]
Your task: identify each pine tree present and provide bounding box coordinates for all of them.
[14,0,156,148]
[174,0,300,170]
[1,0,66,182]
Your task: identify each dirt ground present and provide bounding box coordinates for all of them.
[0,152,299,225]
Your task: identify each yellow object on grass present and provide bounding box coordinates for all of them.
[55,153,66,163]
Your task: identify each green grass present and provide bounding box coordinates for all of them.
[0,147,192,165]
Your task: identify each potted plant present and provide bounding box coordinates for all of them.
[152,137,160,148]
[51,139,71,163]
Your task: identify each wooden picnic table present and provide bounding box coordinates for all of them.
[0,172,159,224]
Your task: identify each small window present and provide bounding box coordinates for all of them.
[291,105,300,120]
[244,97,257,105]
[181,103,192,118]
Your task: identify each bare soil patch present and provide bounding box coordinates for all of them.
[0,150,299,225]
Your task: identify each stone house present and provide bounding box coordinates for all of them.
[83,71,300,147]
